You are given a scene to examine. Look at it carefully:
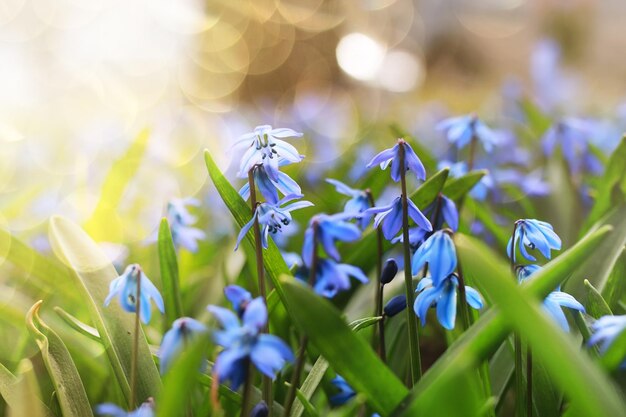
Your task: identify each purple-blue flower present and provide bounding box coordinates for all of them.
[159,317,207,374]
[414,275,483,330]
[542,118,595,174]
[507,219,561,262]
[104,264,164,324]
[235,195,313,250]
[95,399,154,417]
[436,114,498,152]
[589,315,626,355]
[366,139,426,183]
[224,285,252,316]
[232,125,303,181]
[516,265,584,331]
[302,213,361,268]
[330,375,356,406]
[423,194,459,231]
[365,196,432,241]
[326,178,373,229]
[296,258,368,298]
[167,198,206,253]
[250,401,269,417]
[207,297,294,390]
[411,231,456,287]
[239,163,302,205]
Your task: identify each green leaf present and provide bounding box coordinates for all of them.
[602,249,626,311]
[280,277,408,415]
[519,98,552,138]
[0,362,53,417]
[294,386,320,417]
[7,359,51,417]
[158,218,183,329]
[49,215,161,407]
[345,168,449,270]
[26,301,93,417]
[157,337,209,417]
[583,279,612,319]
[391,225,612,417]
[455,233,626,417]
[54,306,101,343]
[289,356,329,417]
[349,316,382,332]
[84,128,150,241]
[442,170,487,201]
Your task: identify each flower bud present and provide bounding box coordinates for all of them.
[380,258,398,285]
[250,401,269,417]
[383,295,407,317]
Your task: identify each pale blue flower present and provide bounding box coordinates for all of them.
[542,118,595,174]
[367,139,426,182]
[589,315,626,355]
[302,213,361,268]
[159,317,207,374]
[235,195,313,250]
[239,163,302,205]
[436,114,498,152]
[365,196,432,241]
[167,198,206,253]
[507,219,561,262]
[95,399,154,417]
[207,297,294,390]
[326,178,372,229]
[296,258,368,298]
[104,264,164,324]
[233,125,303,181]
[224,285,252,316]
[414,275,483,330]
[411,231,456,287]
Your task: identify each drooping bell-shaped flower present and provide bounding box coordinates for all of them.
[296,258,368,298]
[367,139,426,183]
[365,196,432,241]
[166,198,206,253]
[301,213,361,268]
[436,114,498,152]
[159,318,208,374]
[507,219,561,262]
[224,285,252,316]
[239,163,302,205]
[104,264,164,324]
[329,375,357,406]
[326,178,373,229]
[411,231,457,287]
[589,315,626,356]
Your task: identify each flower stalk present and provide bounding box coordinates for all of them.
[247,165,272,414]
[399,143,422,386]
[510,221,527,417]
[366,189,386,360]
[130,268,141,410]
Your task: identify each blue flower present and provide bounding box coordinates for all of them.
[365,196,432,241]
[95,399,154,417]
[516,265,585,331]
[494,169,550,197]
[296,258,368,298]
[233,125,303,181]
[391,226,429,247]
[167,198,206,253]
[224,285,252,316]
[104,264,164,324]
[235,195,313,250]
[414,275,484,330]
[302,213,362,268]
[542,118,595,174]
[159,317,208,374]
[411,231,456,287]
[507,219,561,262]
[437,160,494,201]
[367,139,426,183]
[330,375,356,406]
[436,114,498,152]
[589,315,626,355]
[326,178,373,229]
[384,294,407,317]
[207,297,294,390]
[250,401,269,417]
[423,194,459,231]
[239,163,302,205]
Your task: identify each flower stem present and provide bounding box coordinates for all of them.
[399,142,422,386]
[366,189,385,361]
[283,223,319,416]
[510,221,527,417]
[247,166,272,414]
[240,361,253,417]
[130,269,141,409]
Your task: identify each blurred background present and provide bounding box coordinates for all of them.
[0,0,625,248]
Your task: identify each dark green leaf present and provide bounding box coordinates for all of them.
[584,279,612,319]
[349,316,382,332]
[158,218,183,329]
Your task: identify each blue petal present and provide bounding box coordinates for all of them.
[543,298,570,331]
[436,280,458,330]
[367,147,396,169]
[251,334,293,378]
[414,286,440,326]
[235,214,257,251]
[407,199,433,232]
[441,196,459,231]
[465,286,484,309]
[242,297,267,331]
[207,305,240,330]
[214,348,248,390]
[403,143,426,181]
[141,273,165,313]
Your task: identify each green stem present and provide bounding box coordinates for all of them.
[510,221,526,417]
[130,268,141,410]
[399,141,422,386]
[248,167,272,414]
[283,223,319,416]
[366,189,385,361]
[240,361,253,417]
[527,349,533,417]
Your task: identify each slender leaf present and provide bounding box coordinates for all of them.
[280,277,408,415]
[49,215,161,406]
[289,357,329,417]
[26,301,93,417]
[54,306,101,343]
[580,137,626,235]
[158,218,183,329]
[84,128,150,241]
[349,316,382,332]
[0,363,53,417]
[391,225,611,416]
[455,233,626,417]
[584,279,612,319]
[7,360,50,417]
[294,387,320,417]
[602,249,626,311]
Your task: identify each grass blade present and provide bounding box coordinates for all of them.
[158,218,183,329]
